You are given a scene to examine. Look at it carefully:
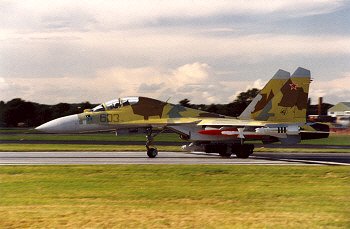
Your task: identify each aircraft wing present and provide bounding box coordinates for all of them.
[196,118,266,127]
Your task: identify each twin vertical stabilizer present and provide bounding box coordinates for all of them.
[239,67,311,123]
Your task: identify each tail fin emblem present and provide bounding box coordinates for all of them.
[289,83,298,90]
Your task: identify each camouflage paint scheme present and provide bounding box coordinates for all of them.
[36,67,329,157]
[69,67,324,141]
[239,68,310,123]
[77,97,224,130]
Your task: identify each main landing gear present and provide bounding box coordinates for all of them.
[204,143,254,158]
[205,144,232,158]
[233,143,254,159]
[145,127,165,158]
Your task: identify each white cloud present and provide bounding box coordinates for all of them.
[1,1,343,31]
[94,62,213,103]
[1,63,215,104]
[225,79,265,102]
[0,77,10,90]
[2,65,350,105]
[0,1,349,106]
[170,63,211,85]
[2,29,349,79]
[1,62,273,104]
[310,74,350,103]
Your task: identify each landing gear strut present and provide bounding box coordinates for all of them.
[145,127,165,158]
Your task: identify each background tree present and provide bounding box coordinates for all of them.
[234,88,260,104]
[179,99,192,108]
[2,98,37,127]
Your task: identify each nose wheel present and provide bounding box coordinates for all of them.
[147,147,158,158]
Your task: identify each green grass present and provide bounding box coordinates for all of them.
[1,144,349,153]
[0,144,349,153]
[0,144,181,152]
[0,133,184,142]
[301,135,350,145]
[0,165,348,228]
[0,128,34,133]
[1,131,349,145]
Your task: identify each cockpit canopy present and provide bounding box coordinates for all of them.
[91,97,139,112]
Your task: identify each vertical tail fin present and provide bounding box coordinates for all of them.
[239,69,290,120]
[272,67,311,122]
[239,67,311,123]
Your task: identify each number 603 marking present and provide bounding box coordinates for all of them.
[100,114,119,123]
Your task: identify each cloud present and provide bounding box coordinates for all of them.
[2,64,350,105]
[0,1,349,106]
[1,1,349,80]
[95,62,212,102]
[0,1,344,33]
[2,30,349,79]
[0,63,216,104]
[0,77,10,90]
[138,83,165,93]
[41,10,97,31]
[1,62,272,105]
[310,73,350,103]
[170,62,211,84]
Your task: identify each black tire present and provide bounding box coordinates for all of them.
[219,151,232,158]
[247,144,254,155]
[233,144,252,159]
[147,148,158,158]
[235,151,249,159]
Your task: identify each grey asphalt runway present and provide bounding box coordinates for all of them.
[0,151,349,165]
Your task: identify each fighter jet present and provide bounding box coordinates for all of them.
[36,67,329,158]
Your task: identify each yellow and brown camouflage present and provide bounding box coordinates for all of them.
[36,67,329,158]
[78,96,224,130]
[240,67,311,123]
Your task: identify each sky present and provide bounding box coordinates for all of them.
[1,0,350,105]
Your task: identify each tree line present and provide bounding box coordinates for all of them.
[0,99,96,127]
[0,88,332,127]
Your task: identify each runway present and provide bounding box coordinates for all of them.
[1,151,349,165]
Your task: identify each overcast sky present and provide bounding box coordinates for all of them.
[1,0,350,105]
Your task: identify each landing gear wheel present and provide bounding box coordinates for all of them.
[147,148,158,158]
[235,151,249,159]
[247,144,254,155]
[145,127,164,158]
[219,151,232,158]
[233,144,254,159]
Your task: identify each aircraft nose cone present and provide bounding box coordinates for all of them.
[35,114,79,133]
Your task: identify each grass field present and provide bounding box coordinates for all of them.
[0,132,184,142]
[1,143,350,153]
[0,144,180,152]
[1,129,349,145]
[0,165,349,228]
[1,128,349,153]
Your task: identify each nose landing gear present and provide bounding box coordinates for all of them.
[145,127,164,158]
[146,147,158,158]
